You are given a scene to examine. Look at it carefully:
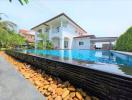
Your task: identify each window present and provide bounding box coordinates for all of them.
[64,41,68,48]
[56,26,60,32]
[45,27,49,32]
[79,41,84,46]
[38,29,42,33]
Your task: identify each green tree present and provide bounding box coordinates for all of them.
[115,26,132,52]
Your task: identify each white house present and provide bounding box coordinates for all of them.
[31,13,117,50]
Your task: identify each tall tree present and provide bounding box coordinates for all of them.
[0,20,17,31]
[0,13,16,31]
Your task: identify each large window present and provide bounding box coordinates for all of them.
[79,41,84,46]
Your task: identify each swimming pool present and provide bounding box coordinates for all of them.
[6,49,132,99]
[25,49,132,67]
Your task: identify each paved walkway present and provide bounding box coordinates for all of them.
[0,56,46,100]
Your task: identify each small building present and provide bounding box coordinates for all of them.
[19,29,35,43]
[31,13,117,50]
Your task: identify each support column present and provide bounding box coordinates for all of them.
[109,41,112,50]
[69,38,72,49]
[60,19,64,49]
[60,38,64,49]
[35,32,38,49]
[49,25,52,41]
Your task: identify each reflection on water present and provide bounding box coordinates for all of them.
[20,49,132,77]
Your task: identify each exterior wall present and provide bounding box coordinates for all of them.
[73,37,91,49]
[62,23,79,49]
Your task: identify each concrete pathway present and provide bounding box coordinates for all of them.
[0,56,46,100]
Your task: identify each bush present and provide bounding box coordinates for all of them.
[115,26,132,52]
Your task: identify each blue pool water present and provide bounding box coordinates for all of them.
[25,49,132,67]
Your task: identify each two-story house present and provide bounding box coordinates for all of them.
[31,13,95,49]
[31,13,117,50]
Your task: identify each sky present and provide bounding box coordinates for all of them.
[0,0,132,37]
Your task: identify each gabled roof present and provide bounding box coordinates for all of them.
[31,13,87,33]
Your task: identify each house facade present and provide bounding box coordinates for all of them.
[31,13,117,50]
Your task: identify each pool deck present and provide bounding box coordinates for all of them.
[0,55,46,100]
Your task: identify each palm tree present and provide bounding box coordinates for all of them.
[0,21,17,31]
[0,13,17,31]
[9,0,29,5]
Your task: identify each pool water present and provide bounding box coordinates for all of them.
[25,49,132,67]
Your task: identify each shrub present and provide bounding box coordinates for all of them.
[115,26,132,52]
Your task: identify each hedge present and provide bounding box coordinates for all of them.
[115,26,132,52]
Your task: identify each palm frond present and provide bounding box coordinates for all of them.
[9,0,29,5]
[0,20,17,31]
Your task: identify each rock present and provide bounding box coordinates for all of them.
[55,96,62,100]
[85,96,91,100]
[50,84,57,90]
[76,92,83,100]
[56,88,63,96]
[62,90,70,98]
[73,97,79,100]
[34,80,42,86]
[48,77,53,81]
[70,92,76,98]
[43,85,49,89]
[63,95,70,100]
[52,94,57,98]
[24,73,31,79]
[44,81,49,85]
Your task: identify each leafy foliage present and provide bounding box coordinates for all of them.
[115,26,132,52]
[37,33,53,49]
[0,20,17,31]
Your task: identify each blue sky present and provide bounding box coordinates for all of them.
[0,0,132,37]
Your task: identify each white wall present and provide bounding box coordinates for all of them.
[72,37,91,49]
